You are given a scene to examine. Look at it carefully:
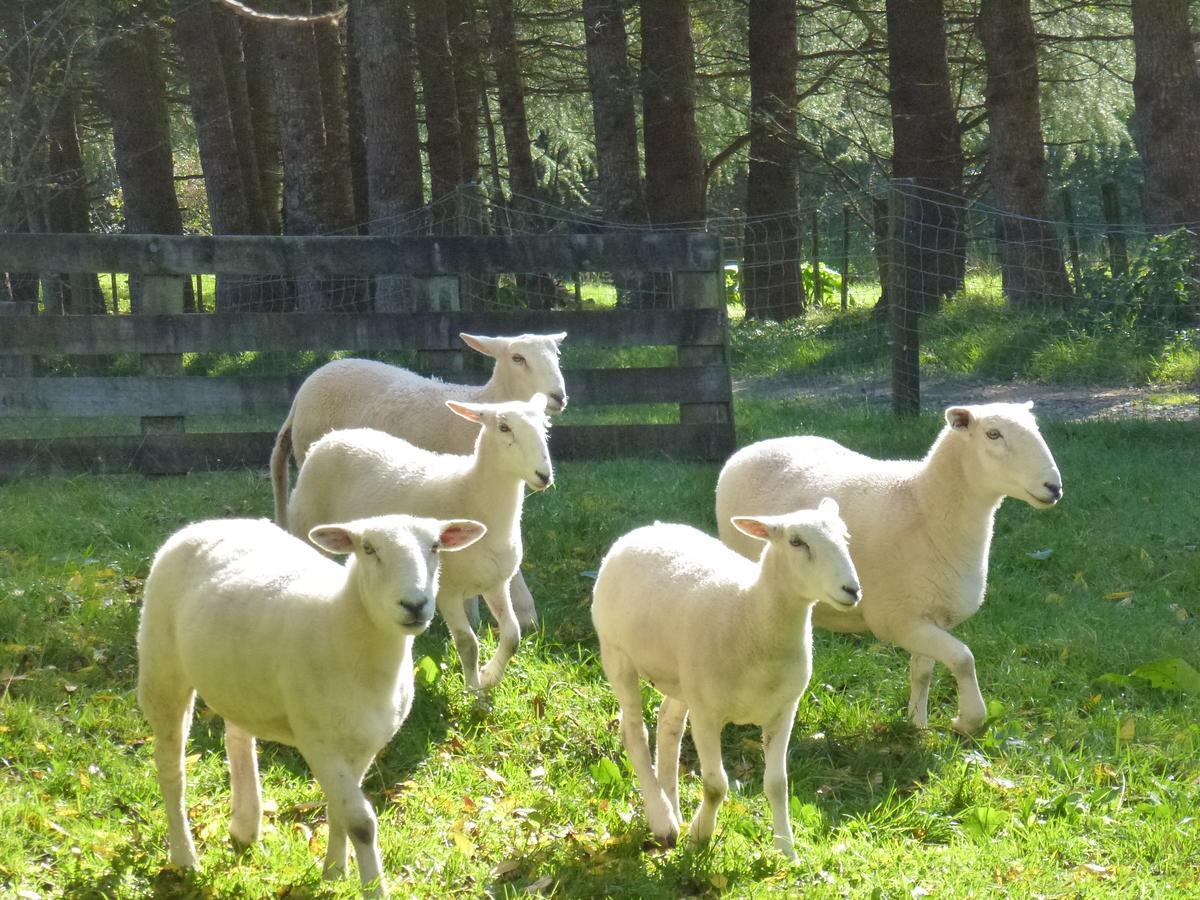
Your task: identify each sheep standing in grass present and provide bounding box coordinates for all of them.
[138,514,486,896]
[591,502,861,858]
[270,331,567,629]
[715,402,1063,734]
[287,395,553,694]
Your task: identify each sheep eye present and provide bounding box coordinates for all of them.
[986,429,1002,440]
[789,536,807,549]
[499,422,511,433]
[430,542,440,553]
[512,354,526,365]
[363,542,376,555]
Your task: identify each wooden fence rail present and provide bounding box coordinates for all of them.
[0,232,734,476]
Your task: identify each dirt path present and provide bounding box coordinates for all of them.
[733,372,1199,422]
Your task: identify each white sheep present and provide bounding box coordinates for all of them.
[138,513,486,896]
[715,402,1063,735]
[270,331,566,629]
[286,395,553,694]
[590,502,861,859]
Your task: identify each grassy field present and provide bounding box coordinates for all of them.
[2,395,1198,897]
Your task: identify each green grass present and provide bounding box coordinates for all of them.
[731,274,1200,387]
[2,402,1199,897]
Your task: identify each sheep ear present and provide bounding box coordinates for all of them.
[549,331,567,345]
[945,406,972,430]
[1023,400,1035,411]
[446,400,484,423]
[438,519,487,551]
[731,517,771,542]
[459,333,504,358]
[309,525,356,555]
[818,497,840,517]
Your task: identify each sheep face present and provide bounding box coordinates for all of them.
[310,515,486,634]
[945,402,1063,508]
[446,395,555,491]
[460,332,569,413]
[731,498,861,610]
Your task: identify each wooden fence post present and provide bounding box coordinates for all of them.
[889,182,920,415]
[413,273,463,373]
[840,203,851,312]
[139,253,186,436]
[674,263,734,455]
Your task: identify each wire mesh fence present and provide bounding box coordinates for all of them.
[3,183,1197,421]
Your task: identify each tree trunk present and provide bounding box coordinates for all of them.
[488,0,556,309]
[212,6,269,234]
[978,0,1072,308]
[352,0,426,309]
[886,0,965,314]
[583,0,651,309]
[742,0,804,322]
[447,0,483,187]
[172,0,261,310]
[414,0,463,233]
[241,20,283,234]
[269,7,356,310]
[313,2,358,230]
[344,7,370,231]
[44,87,105,315]
[640,0,706,226]
[97,25,195,313]
[1131,0,1200,231]
[582,0,646,226]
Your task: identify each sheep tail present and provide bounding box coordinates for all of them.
[270,411,294,530]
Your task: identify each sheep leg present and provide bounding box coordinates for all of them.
[509,570,538,630]
[141,684,199,868]
[896,623,986,734]
[225,721,262,847]
[306,750,386,897]
[762,701,800,861]
[687,713,728,848]
[907,654,936,730]
[654,697,689,821]
[478,582,521,691]
[439,594,482,693]
[601,648,678,846]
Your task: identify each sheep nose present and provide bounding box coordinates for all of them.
[399,598,427,616]
[535,470,552,488]
[1043,482,1062,502]
[549,391,567,410]
[842,585,860,603]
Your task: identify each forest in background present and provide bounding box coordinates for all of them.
[2,0,1199,320]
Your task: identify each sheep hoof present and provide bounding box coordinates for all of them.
[951,714,985,735]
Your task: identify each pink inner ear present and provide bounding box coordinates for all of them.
[447,402,482,423]
[311,528,353,554]
[949,409,971,429]
[440,523,484,548]
[734,518,770,539]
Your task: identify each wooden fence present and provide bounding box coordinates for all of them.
[0,232,734,476]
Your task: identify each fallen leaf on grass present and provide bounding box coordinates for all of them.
[1075,862,1114,880]
[483,766,506,785]
[1105,591,1135,602]
[710,873,729,890]
[1168,604,1192,622]
[524,874,555,894]
[450,828,475,858]
[1131,657,1200,695]
[491,858,522,878]
[1027,548,1053,560]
